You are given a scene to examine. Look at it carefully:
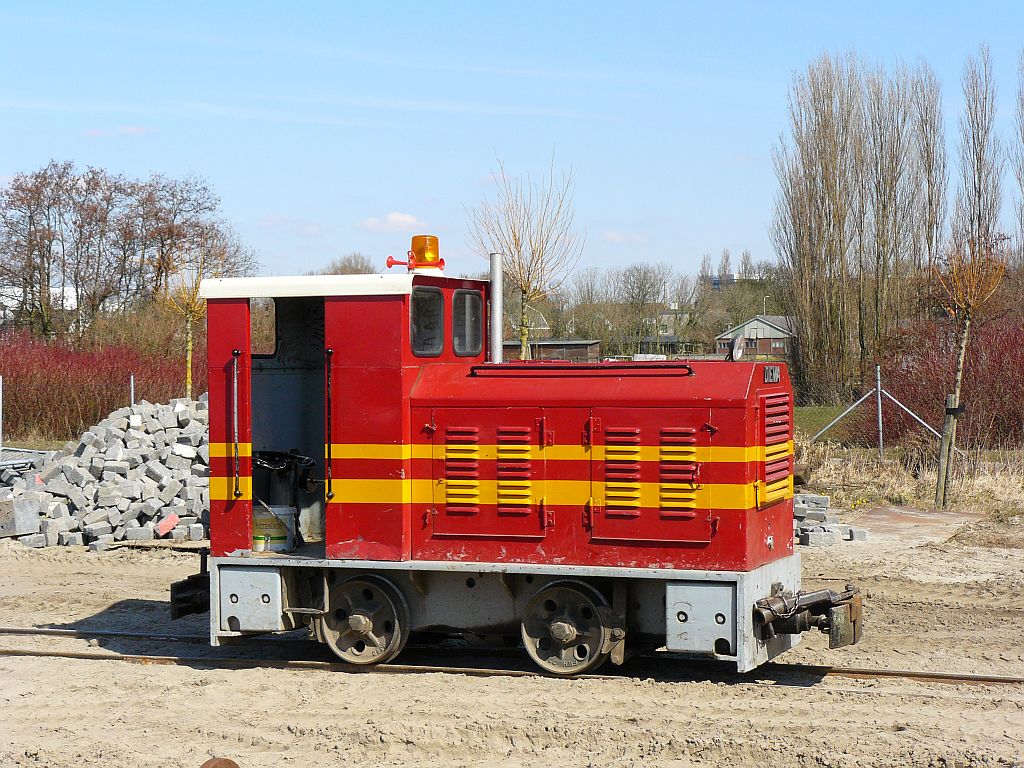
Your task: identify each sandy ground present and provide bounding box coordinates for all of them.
[1,510,1022,768]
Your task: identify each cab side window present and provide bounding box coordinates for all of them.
[411,287,443,356]
[452,290,483,356]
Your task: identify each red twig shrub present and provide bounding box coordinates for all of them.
[0,330,207,441]
[849,317,1024,448]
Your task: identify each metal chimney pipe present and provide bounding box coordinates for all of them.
[488,252,504,364]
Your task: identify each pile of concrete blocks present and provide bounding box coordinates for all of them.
[0,395,210,552]
[0,451,58,488]
[794,493,868,547]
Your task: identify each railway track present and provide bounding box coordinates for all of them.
[1,626,1022,687]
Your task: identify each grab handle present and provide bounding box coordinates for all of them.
[231,349,242,498]
[325,348,335,500]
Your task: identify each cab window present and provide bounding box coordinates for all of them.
[452,290,483,356]
[411,287,443,356]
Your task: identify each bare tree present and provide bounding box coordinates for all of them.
[774,53,954,402]
[567,266,612,344]
[312,252,375,275]
[697,254,714,284]
[614,262,671,354]
[143,175,220,296]
[738,249,754,278]
[0,163,255,340]
[1015,50,1024,269]
[0,161,75,335]
[953,46,1003,251]
[717,248,732,280]
[773,52,862,401]
[934,46,1007,504]
[913,62,948,271]
[469,158,584,359]
[862,63,918,361]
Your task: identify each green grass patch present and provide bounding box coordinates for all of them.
[794,405,850,440]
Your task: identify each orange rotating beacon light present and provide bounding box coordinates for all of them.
[386,234,445,272]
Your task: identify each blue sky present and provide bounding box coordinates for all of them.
[2,2,1023,277]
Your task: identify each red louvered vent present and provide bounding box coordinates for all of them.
[496,426,533,515]
[659,426,698,517]
[605,426,641,516]
[444,426,480,514]
[762,394,792,505]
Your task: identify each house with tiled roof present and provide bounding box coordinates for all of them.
[714,315,795,358]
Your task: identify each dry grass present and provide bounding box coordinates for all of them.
[1,434,69,452]
[796,429,1024,521]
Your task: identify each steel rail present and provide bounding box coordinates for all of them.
[0,647,550,679]
[763,662,1024,686]
[0,626,210,642]
[1,630,1022,687]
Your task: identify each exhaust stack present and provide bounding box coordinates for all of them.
[489,252,503,364]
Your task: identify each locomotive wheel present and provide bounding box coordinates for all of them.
[321,575,410,665]
[521,580,612,675]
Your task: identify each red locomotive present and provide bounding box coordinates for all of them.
[172,235,861,674]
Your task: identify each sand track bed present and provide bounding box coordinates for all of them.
[1,536,1022,767]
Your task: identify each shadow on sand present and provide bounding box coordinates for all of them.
[30,598,827,687]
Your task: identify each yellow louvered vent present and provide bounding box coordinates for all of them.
[496,426,533,515]
[605,426,641,515]
[659,426,698,517]
[444,427,480,513]
[763,394,792,505]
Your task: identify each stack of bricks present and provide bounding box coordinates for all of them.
[0,395,211,552]
[793,493,868,547]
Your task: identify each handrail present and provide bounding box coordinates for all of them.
[231,349,242,498]
[325,347,334,501]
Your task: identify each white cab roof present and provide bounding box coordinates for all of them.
[199,273,415,299]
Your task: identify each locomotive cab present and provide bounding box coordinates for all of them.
[179,236,862,676]
[201,267,489,561]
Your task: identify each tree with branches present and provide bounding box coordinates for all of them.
[163,224,256,398]
[931,46,1009,506]
[1015,50,1024,268]
[469,158,584,359]
[953,46,1003,252]
[312,252,375,275]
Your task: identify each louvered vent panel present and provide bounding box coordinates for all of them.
[659,427,698,517]
[763,394,792,504]
[444,427,480,513]
[605,426,641,515]
[496,426,532,515]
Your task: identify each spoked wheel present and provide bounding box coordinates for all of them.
[321,575,410,665]
[521,580,612,675]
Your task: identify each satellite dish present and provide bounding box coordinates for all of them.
[726,335,745,362]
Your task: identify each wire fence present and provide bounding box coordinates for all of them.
[807,365,960,459]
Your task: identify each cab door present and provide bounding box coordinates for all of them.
[322,294,409,561]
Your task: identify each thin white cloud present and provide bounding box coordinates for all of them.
[602,230,648,245]
[359,211,425,234]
